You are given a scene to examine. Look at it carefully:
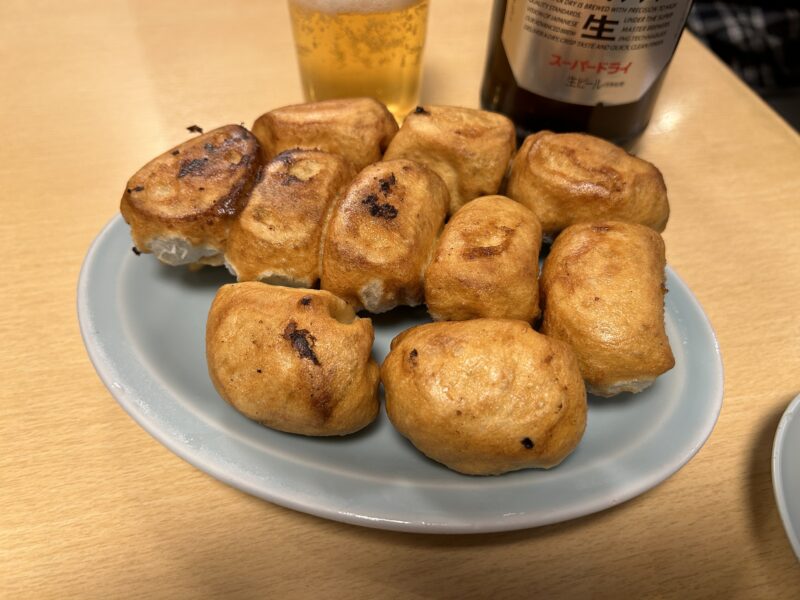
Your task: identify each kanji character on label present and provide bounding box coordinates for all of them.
[581,15,619,41]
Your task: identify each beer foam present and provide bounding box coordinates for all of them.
[290,0,422,14]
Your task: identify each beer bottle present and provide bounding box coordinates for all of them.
[480,0,693,144]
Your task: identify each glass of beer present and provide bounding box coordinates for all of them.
[287,0,429,120]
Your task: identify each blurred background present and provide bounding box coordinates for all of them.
[688,1,800,130]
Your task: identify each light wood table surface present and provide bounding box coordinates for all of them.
[2,1,799,598]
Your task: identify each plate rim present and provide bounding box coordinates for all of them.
[772,393,800,560]
[78,215,725,534]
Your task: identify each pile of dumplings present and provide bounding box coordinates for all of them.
[121,98,674,476]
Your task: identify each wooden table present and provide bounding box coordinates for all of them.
[2,1,799,597]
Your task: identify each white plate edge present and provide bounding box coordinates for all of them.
[772,393,800,560]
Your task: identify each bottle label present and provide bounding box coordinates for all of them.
[501,0,691,106]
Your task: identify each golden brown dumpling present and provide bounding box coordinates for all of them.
[321,159,449,313]
[224,149,355,287]
[507,131,669,239]
[251,97,398,171]
[382,319,587,475]
[206,283,379,436]
[120,125,262,267]
[540,221,675,396]
[424,195,543,322]
[383,105,516,215]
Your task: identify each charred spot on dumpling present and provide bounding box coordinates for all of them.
[131,246,141,256]
[178,157,209,178]
[299,295,313,307]
[132,185,144,192]
[414,106,429,115]
[171,149,180,156]
[362,193,398,220]
[379,173,397,196]
[282,320,321,366]
[521,437,534,449]
[409,348,418,365]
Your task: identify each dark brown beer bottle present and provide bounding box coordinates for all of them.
[481,0,693,144]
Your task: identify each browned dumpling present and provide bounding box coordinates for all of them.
[382,319,587,475]
[507,131,669,239]
[206,283,380,436]
[424,195,543,322]
[383,105,516,215]
[224,149,355,287]
[120,125,262,267]
[251,98,398,171]
[321,159,449,313]
[540,221,675,397]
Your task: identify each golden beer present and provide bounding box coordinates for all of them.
[288,0,429,119]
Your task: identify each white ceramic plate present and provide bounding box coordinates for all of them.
[773,394,800,560]
[78,215,724,533]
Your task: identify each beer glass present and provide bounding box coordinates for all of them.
[287,0,429,120]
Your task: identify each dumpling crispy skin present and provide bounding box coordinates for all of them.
[120,125,262,267]
[507,131,669,239]
[540,221,675,396]
[224,149,355,287]
[251,98,398,172]
[383,105,516,215]
[321,159,449,313]
[206,283,380,436]
[424,195,543,322]
[382,319,587,475]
